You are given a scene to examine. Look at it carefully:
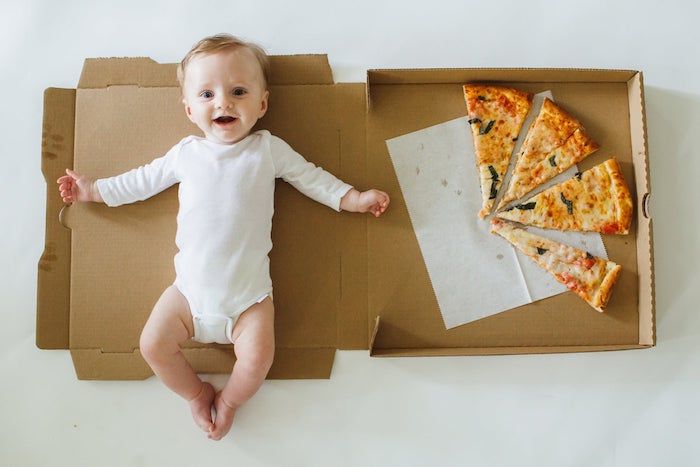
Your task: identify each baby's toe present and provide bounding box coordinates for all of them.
[208,422,225,441]
[208,393,235,441]
[189,382,216,433]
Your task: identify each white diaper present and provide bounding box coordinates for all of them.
[192,314,236,345]
[190,292,272,345]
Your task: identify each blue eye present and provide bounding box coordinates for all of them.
[200,90,213,98]
[233,88,247,97]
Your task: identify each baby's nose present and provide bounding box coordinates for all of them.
[216,96,232,109]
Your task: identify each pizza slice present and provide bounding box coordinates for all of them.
[463,84,533,218]
[497,98,599,210]
[496,158,633,234]
[490,218,621,312]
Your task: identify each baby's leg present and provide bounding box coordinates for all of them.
[139,285,215,433]
[208,296,275,441]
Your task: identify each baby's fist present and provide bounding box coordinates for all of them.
[57,169,100,204]
[358,189,390,218]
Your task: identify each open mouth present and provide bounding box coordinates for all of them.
[213,116,237,125]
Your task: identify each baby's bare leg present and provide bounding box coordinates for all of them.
[139,285,215,433]
[208,296,275,441]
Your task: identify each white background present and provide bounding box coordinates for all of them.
[2,1,699,466]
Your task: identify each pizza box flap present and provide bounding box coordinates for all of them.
[37,87,75,350]
[70,347,337,380]
[77,55,334,89]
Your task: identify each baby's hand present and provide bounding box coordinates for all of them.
[359,189,390,217]
[56,169,101,204]
[341,188,390,217]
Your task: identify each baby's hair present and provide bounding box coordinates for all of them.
[177,34,271,90]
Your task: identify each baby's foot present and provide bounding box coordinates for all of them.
[208,392,237,441]
[188,382,215,433]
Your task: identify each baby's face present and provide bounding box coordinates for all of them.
[182,48,269,145]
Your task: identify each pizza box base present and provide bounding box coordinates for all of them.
[366,69,654,356]
[37,57,654,380]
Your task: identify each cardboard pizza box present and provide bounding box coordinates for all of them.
[37,56,654,379]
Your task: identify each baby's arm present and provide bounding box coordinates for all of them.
[270,135,390,216]
[57,169,103,204]
[58,142,182,207]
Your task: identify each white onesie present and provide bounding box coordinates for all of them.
[96,130,353,344]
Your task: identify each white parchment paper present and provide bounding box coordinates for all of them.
[386,92,607,329]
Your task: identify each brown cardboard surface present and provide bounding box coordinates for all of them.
[366,69,653,355]
[38,58,654,380]
[627,72,655,346]
[39,56,368,379]
[37,88,75,349]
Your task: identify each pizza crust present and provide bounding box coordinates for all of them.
[590,262,623,312]
[606,160,634,235]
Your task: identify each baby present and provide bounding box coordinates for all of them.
[56,34,389,441]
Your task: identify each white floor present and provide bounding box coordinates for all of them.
[3,1,699,466]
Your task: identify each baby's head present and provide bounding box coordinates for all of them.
[178,34,271,145]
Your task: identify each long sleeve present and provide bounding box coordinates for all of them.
[96,141,182,207]
[269,135,353,212]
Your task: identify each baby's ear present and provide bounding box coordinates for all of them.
[183,102,194,121]
[259,90,269,118]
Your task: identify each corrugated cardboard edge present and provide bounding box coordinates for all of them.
[366,67,639,110]
[372,344,649,357]
[369,317,647,356]
[71,347,336,380]
[37,88,75,350]
[627,72,655,346]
